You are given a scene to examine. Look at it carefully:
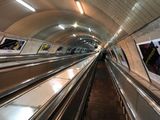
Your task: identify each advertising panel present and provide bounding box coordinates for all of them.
[137,39,160,82]
[112,46,121,63]
[21,40,42,55]
[114,46,129,68]
[0,37,26,54]
[110,48,118,61]
[38,43,51,54]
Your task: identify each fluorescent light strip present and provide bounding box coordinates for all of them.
[75,0,84,14]
[88,28,91,32]
[16,0,36,12]
[117,28,122,34]
[58,24,65,30]
[73,34,76,37]
[72,22,78,28]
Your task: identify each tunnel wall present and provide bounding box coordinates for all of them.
[115,17,160,88]
[0,31,90,56]
[0,32,66,55]
[117,37,149,81]
[21,38,44,55]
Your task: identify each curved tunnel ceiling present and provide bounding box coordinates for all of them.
[0,0,114,46]
[0,0,160,48]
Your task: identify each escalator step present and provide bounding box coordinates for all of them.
[84,61,125,120]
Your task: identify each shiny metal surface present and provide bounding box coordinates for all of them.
[54,58,91,80]
[13,78,69,107]
[112,62,160,115]
[0,53,90,69]
[0,54,92,99]
[55,68,81,80]
[106,61,136,120]
[108,60,160,120]
[0,105,36,120]
[0,54,97,120]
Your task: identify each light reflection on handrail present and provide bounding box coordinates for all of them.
[111,61,160,115]
[107,63,137,120]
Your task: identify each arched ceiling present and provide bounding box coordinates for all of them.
[86,0,160,45]
[0,0,160,48]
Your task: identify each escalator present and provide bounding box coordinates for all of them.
[84,60,125,120]
[1,53,158,120]
[0,53,98,120]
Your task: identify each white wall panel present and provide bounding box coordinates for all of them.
[21,39,43,55]
[0,33,28,55]
[49,44,60,53]
[48,45,55,54]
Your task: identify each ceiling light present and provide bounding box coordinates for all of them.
[114,33,118,37]
[132,2,139,11]
[16,0,36,12]
[88,28,92,32]
[104,43,109,48]
[117,28,122,34]
[92,36,95,39]
[72,22,78,28]
[58,24,65,30]
[75,0,84,14]
[125,16,131,22]
[73,34,76,37]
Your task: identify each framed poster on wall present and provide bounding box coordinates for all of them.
[137,39,160,83]
[38,43,51,54]
[114,46,130,69]
[110,48,118,62]
[0,37,26,54]
[112,46,121,64]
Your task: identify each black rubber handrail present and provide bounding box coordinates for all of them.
[0,53,93,70]
[0,52,95,63]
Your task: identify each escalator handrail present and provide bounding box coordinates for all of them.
[29,55,97,120]
[0,53,94,70]
[0,55,93,101]
[0,52,95,62]
[106,60,136,120]
[110,60,160,116]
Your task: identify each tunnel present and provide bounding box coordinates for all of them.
[0,0,160,120]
